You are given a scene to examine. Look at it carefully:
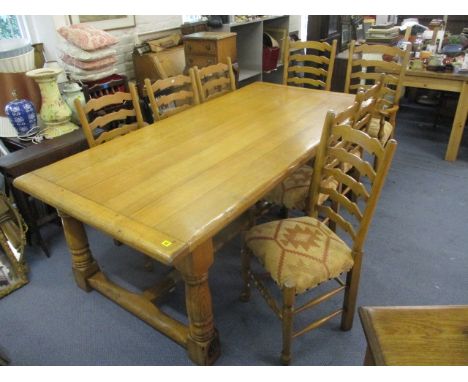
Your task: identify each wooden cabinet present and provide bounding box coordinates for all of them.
[183,32,237,69]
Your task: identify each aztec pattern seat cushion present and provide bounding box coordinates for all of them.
[368,117,393,145]
[264,165,339,211]
[245,216,354,294]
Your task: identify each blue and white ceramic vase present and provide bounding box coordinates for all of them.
[4,90,37,136]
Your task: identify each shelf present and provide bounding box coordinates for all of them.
[239,69,262,82]
[228,16,286,28]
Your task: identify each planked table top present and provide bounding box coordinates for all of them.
[14,82,355,265]
[359,305,468,365]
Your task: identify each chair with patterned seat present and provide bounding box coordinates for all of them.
[344,40,410,145]
[283,39,337,91]
[144,68,199,121]
[263,80,383,216]
[193,57,236,103]
[75,82,145,148]
[240,108,397,365]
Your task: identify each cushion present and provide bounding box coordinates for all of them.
[62,62,117,81]
[245,216,353,294]
[61,54,116,70]
[57,24,118,51]
[264,165,340,210]
[58,41,117,61]
[368,117,393,145]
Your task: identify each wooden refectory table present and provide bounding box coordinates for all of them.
[13,82,355,365]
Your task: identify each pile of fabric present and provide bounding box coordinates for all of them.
[57,24,118,82]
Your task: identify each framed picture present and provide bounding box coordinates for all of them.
[69,15,135,30]
[0,193,28,299]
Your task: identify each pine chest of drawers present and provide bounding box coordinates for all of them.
[183,31,237,69]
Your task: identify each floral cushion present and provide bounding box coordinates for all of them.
[245,216,353,294]
[264,165,339,210]
[61,54,116,70]
[57,24,118,51]
[368,117,393,145]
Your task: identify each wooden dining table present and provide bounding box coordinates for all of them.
[13,82,355,365]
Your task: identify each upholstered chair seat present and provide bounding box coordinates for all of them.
[368,118,393,145]
[245,216,353,294]
[264,165,339,211]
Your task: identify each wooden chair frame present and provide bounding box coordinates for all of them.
[75,82,145,148]
[344,40,411,138]
[241,106,397,365]
[282,39,337,91]
[144,69,199,121]
[193,57,236,103]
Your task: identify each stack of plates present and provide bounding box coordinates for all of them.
[0,38,35,73]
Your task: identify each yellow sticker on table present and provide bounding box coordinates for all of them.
[161,240,173,247]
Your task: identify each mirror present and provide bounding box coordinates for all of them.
[0,192,28,298]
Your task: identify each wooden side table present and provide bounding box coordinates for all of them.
[359,305,468,365]
[183,31,237,69]
[0,130,88,256]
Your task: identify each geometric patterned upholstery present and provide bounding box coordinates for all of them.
[264,165,339,211]
[367,118,394,146]
[245,216,354,294]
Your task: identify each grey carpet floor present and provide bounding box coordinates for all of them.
[1,102,467,366]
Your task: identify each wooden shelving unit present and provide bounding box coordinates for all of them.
[219,16,290,84]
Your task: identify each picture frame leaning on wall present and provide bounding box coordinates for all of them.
[68,15,135,30]
[0,193,28,299]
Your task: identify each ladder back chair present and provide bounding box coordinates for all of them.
[193,56,236,103]
[75,82,145,148]
[144,68,199,121]
[283,39,337,91]
[263,80,383,217]
[344,40,410,144]
[82,75,128,100]
[241,108,397,365]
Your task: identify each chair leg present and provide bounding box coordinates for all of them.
[281,286,296,365]
[340,256,363,331]
[239,238,251,302]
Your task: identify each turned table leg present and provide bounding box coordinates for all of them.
[175,239,220,365]
[58,210,100,292]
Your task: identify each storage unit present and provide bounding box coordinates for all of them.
[183,31,237,69]
[219,16,290,83]
[133,45,186,86]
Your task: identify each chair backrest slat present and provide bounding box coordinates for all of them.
[75,83,144,148]
[287,76,326,89]
[145,68,199,121]
[193,57,236,103]
[323,167,370,200]
[283,39,337,91]
[84,92,133,114]
[318,186,364,221]
[88,108,136,131]
[94,122,140,146]
[316,205,357,240]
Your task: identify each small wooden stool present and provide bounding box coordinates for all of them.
[359,305,468,365]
